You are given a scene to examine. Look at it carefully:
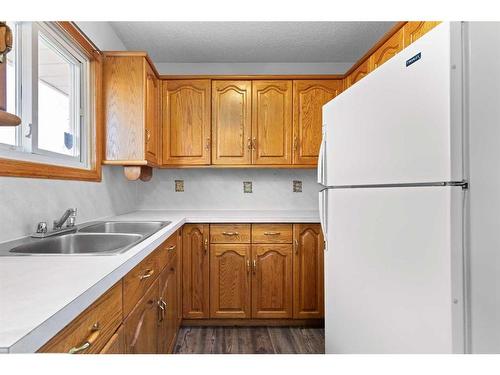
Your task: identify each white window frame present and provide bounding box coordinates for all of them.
[0,21,92,170]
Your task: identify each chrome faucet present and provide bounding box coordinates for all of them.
[53,208,77,230]
[31,208,78,238]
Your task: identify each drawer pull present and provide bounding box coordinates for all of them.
[167,245,176,252]
[139,269,154,280]
[157,299,165,322]
[264,231,281,236]
[222,231,239,236]
[68,323,100,354]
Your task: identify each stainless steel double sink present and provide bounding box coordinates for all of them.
[4,221,171,256]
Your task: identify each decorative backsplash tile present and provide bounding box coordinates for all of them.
[243,181,253,193]
[175,180,184,192]
[293,180,302,193]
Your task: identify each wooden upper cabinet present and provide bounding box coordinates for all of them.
[403,21,441,47]
[210,244,251,318]
[212,81,252,165]
[293,224,324,319]
[251,244,293,318]
[123,279,159,354]
[345,59,371,89]
[162,80,211,165]
[145,63,160,164]
[182,224,210,318]
[103,53,159,165]
[292,80,343,165]
[252,80,293,165]
[369,28,404,71]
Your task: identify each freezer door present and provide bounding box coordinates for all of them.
[322,22,463,186]
[325,186,465,353]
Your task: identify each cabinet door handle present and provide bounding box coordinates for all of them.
[246,259,250,274]
[167,245,176,252]
[157,299,165,322]
[247,137,252,150]
[145,129,151,143]
[252,137,257,150]
[293,135,298,151]
[139,269,154,280]
[222,231,239,236]
[68,323,100,354]
[264,231,281,236]
[204,238,208,254]
[252,259,257,274]
[205,137,211,150]
[294,239,299,255]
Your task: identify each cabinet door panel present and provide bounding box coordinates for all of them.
[251,244,293,318]
[212,81,252,165]
[100,325,125,354]
[162,80,211,165]
[293,224,324,319]
[124,279,159,354]
[345,59,370,89]
[293,80,343,165]
[182,224,210,318]
[403,21,441,47]
[145,63,159,165]
[369,28,404,71]
[158,257,178,353]
[252,80,292,165]
[210,244,251,318]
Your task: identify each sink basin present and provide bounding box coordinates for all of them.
[9,233,143,255]
[78,221,170,235]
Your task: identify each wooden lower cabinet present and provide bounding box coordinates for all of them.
[38,282,123,354]
[100,325,125,354]
[182,224,210,318]
[251,244,293,319]
[293,224,325,319]
[124,279,159,354]
[158,256,179,353]
[210,244,251,318]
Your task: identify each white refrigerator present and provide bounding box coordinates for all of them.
[318,22,467,353]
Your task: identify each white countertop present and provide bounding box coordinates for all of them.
[0,209,319,353]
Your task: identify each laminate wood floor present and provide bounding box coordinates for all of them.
[173,327,325,354]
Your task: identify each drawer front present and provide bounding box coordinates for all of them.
[123,251,160,317]
[39,281,123,354]
[210,224,251,243]
[158,231,179,271]
[252,224,293,243]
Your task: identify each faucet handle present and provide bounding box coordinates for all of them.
[36,222,48,234]
[67,215,76,228]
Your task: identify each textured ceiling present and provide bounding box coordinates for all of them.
[109,22,396,63]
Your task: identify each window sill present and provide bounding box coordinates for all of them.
[0,157,102,181]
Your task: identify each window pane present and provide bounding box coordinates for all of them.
[37,33,80,158]
[0,22,18,146]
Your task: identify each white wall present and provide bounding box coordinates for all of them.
[0,23,134,243]
[137,169,319,211]
[155,62,351,75]
[468,22,500,354]
[0,167,137,243]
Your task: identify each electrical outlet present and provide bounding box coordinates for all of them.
[175,180,184,192]
[293,180,302,192]
[243,181,253,193]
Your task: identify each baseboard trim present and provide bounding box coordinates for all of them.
[181,318,324,327]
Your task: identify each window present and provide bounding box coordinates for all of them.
[0,22,92,170]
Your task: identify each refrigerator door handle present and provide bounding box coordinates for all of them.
[319,189,328,251]
[317,130,326,184]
